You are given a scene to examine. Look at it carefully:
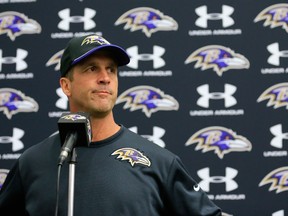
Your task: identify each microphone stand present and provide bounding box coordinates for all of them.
[67,148,77,216]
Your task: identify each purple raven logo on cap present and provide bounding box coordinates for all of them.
[80,35,110,46]
[0,11,41,41]
[0,88,39,119]
[185,45,250,76]
[112,148,151,167]
[254,3,288,33]
[257,83,288,110]
[185,126,252,159]
[259,166,288,193]
[116,85,179,118]
[115,7,178,37]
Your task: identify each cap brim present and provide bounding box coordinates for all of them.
[71,44,130,67]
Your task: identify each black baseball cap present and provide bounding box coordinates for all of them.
[60,34,130,77]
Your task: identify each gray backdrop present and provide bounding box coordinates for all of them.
[1,0,288,215]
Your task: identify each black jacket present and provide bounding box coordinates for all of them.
[0,126,222,216]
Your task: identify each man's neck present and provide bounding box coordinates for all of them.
[90,114,120,142]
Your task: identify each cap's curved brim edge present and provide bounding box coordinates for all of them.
[71,44,130,67]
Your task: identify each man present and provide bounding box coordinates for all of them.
[0,34,222,215]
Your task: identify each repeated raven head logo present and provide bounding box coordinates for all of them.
[46,50,64,71]
[0,11,41,41]
[112,148,151,167]
[0,169,9,190]
[115,7,178,37]
[116,85,179,118]
[254,3,288,33]
[185,45,250,76]
[0,88,39,119]
[257,82,288,110]
[185,126,252,159]
[259,166,288,193]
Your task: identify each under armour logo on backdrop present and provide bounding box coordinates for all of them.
[58,8,96,31]
[270,124,288,149]
[126,46,165,69]
[0,128,24,151]
[197,167,238,192]
[267,42,288,66]
[272,210,285,216]
[0,49,28,72]
[129,126,166,148]
[195,5,234,28]
[197,84,237,108]
[55,87,68,110]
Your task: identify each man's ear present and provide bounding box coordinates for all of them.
[59,77,71,97]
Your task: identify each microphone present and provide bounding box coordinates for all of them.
[57,112,92,165]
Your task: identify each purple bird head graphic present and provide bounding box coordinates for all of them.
[185,126,252,159]
[185,45,250,76]
[254,3,288,33]
[46,50,64,71]
[112,148,151,167]
[61,114,86,121]
[116,85,179,118]
[0,88,39,119]
[0,169,9,190]
[115,7,178,37]
[259,166,288,193]
[0,11,41,41]
[257,82,288,110]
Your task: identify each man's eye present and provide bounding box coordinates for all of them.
[89,66,97,71]
[108,67,116,73]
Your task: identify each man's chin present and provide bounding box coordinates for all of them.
[89,108,112,118]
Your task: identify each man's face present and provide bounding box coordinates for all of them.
[62,52,118,117]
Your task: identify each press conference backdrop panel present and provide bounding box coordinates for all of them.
[0,0,287,215]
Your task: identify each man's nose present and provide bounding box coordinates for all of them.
[98,71,110,84]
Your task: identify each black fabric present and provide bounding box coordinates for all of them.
[60,34,130,76]
[0,126,221,216]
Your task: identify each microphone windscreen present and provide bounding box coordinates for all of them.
[58,112,92,147]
